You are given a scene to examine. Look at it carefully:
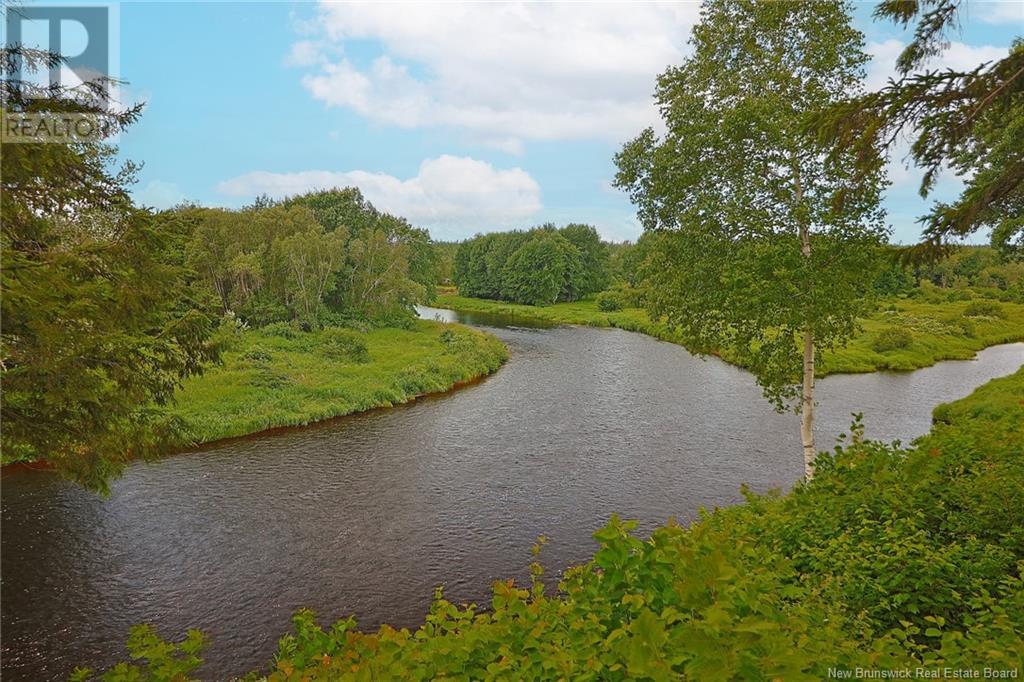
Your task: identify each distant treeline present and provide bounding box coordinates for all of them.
[453,224,610,305]
[159,188,437,328]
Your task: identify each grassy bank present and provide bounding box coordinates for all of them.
[170,320,508,445]
[434,293,1024,376]
[81,365,1024,680]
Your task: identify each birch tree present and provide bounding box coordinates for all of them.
[614,0,887,478]
[275,227,346,324]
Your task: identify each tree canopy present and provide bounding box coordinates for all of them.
[454,224,610,306]
[1,46,219,490]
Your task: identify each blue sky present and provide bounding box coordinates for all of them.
[99,1,1023,242]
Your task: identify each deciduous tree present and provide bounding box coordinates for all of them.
[615,0,887,477]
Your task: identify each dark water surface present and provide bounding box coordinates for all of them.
[3,307,1022,680]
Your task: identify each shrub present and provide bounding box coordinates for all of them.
[871,327,913,352]
[945,288,973,302]
[235,299,290,327]
[955,317,977,338]
[596,290,623,312]
[963,300,1006,318]
[239,346,273,365]
[319,328,369,363]
[370,308,416,330]
[439,327,479,355]
[260,321,300,339]
[249,368,290,389]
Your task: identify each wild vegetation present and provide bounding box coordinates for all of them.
[74,365,1024,680]
[0,46,497,489]
[4,0,1022,678]
[0,44,220,489]
[435,287,1024,376]
[171,319,507,446]
[810,1,1023,253]
[453,224,610,305]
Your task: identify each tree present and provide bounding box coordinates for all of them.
[284,188,439,300]
[345,228,424,317]
[615,0,886,478]
[1,48,220,489]
[811,1,1023,254]
[559,224,610,298]
[502,232,579,306]
[274,227,347,324]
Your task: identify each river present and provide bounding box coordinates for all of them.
[2,307,1021,680]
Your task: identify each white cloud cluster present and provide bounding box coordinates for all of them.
[293,2,699,150]
[977,1,1024,25]
[217,155,542,238]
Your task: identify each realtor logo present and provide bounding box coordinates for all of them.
[2,3,120,142]
[4,5,113,104]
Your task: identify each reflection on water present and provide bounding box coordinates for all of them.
[415,305,557,329]
[2,307,1020,680]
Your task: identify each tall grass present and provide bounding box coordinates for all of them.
[171,320,508,445]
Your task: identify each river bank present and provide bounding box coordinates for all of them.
[433,293,1024,376]
[169,319,508,446]
[0,320,508,470]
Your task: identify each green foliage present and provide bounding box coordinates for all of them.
[318,328,370,363]
[871,327,914,352]
[597,291,624,312]
[282,188,438,301]
[240,346,273,365]
[963,301,1006,319]
[434,292,1024,377]
[454,225,611,306]
[70,624,205,681]
[89,369,1024,679]
[261,322,301,339]
[501,231,578,306]
[614,0,886,411]
[169,321,507,446]
[0,49,220,490]
[168,188,434,329]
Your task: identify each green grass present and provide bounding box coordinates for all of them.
[170,320,508,445]
[434,292,1024,376]
[932,363,1024,428]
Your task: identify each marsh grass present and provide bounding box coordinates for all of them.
[171,320,508,445]
[434,292,1024,376]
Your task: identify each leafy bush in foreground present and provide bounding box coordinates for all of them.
[81,369,1024,680]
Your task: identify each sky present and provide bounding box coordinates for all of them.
[60,2,1024,242]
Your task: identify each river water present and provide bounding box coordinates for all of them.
[2,307,1021,680]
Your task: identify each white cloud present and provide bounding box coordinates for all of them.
[135,180,185,210]
[866,39,1008,90]
[977,1,1024,25]
[285,40,325,67]
[216,155,542,239]
[293,2,699,148]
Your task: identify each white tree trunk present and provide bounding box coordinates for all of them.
[794,153,816,479]
[800,327,816,479]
